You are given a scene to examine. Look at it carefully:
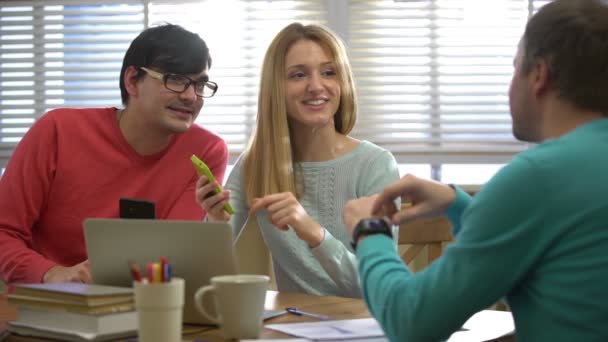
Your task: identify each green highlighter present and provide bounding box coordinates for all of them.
[190,154,235,215]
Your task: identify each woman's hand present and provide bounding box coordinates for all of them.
[249,192,324,248]
[342,195,379,235]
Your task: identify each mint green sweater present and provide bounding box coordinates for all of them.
[358,119,608,341]
[227,141,400,297]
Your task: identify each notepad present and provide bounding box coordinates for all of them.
[8,321,136,342]
[266,318,385,340]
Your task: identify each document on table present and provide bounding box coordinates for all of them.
[241,340,311,342]
[242,339,388,342]
[264,310,514,342]
[265,318,385,340]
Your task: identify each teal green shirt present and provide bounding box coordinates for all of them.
[358,118,608,341]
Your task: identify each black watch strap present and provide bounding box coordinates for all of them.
[351,218,393,251]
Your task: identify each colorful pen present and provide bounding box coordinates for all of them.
[159,256,167,282]
[141,258,172,283]
[163,262,171,282]
[146,262,156,283]
[152,263,162,283]
[128,260,143,282]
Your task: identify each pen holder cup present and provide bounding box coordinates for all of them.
[194,274,269,340]
[134,278,184,342]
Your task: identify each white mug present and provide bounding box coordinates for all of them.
[134,278,184,342]
[194,274,269,340]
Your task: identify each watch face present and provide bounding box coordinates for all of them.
[353,218,392,241]
[368,219,388,230]
[352,218,392,250]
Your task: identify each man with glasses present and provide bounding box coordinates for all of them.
[0,24,227,284]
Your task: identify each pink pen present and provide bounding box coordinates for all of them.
[146,262,155,283]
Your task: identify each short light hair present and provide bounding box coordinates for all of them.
[521,0,608,114]
[243,23,358,203]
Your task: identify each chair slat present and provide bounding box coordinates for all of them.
[398,215,453,269]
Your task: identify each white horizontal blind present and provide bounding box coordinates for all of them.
[0,0,145,169]
[1,0,554,170]
[349,0,534,164]
[533,0,552,12]
[0,0,326,168]
[147,0,327,161]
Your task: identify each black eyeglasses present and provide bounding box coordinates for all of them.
[140,67,218,98]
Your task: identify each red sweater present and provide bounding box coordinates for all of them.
[0,107,228,284]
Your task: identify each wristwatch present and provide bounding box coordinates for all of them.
[350,218,393,250]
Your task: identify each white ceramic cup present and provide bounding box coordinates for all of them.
[194,274,269,340]
[134,278,184,342]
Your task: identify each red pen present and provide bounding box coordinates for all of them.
[159,256,167,282]
[128,260,143,282]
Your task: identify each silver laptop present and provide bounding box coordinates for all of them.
[83,218,238,325]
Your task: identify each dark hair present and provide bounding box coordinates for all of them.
[522,0,608,114]
[119,24,212,105]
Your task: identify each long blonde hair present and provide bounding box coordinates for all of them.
[243,22,358,204]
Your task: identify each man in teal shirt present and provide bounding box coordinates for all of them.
[342,0,608,341]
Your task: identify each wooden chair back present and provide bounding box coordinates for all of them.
[398,215,453,269]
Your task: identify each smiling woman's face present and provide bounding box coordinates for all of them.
[284,39,341,130]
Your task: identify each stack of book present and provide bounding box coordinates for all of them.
[7,282,137,342]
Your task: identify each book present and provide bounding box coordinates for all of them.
[8,321,137,342]
[7,294,134,315]
[8,307,137,341]
[11,282,134,307]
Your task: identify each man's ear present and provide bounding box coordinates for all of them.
[123,66,141,99]
[531,58,551,98]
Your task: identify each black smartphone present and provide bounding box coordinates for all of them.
[119,198,155,219]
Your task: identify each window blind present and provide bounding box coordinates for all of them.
[1,0,551,171]
[533,0,552,12]
[0,0,144,169]
[0,0,325,169]
[147,0,326,160]
[349,0,534,164]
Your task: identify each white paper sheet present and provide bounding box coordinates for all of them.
[265,318,384,340]
[241,339,310,342]
[264,310,514,342]
[448,310,515,342]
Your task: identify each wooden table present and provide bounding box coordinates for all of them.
[0,291,369,342]
[2,291,514,342]
[181,290,370,341]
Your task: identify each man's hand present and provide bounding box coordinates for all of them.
[372,174,456,225]
[342,195,380,236]
[43,260,91,283]
[195,175,231,222]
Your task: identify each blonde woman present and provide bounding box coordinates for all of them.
[196,23,399,297]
